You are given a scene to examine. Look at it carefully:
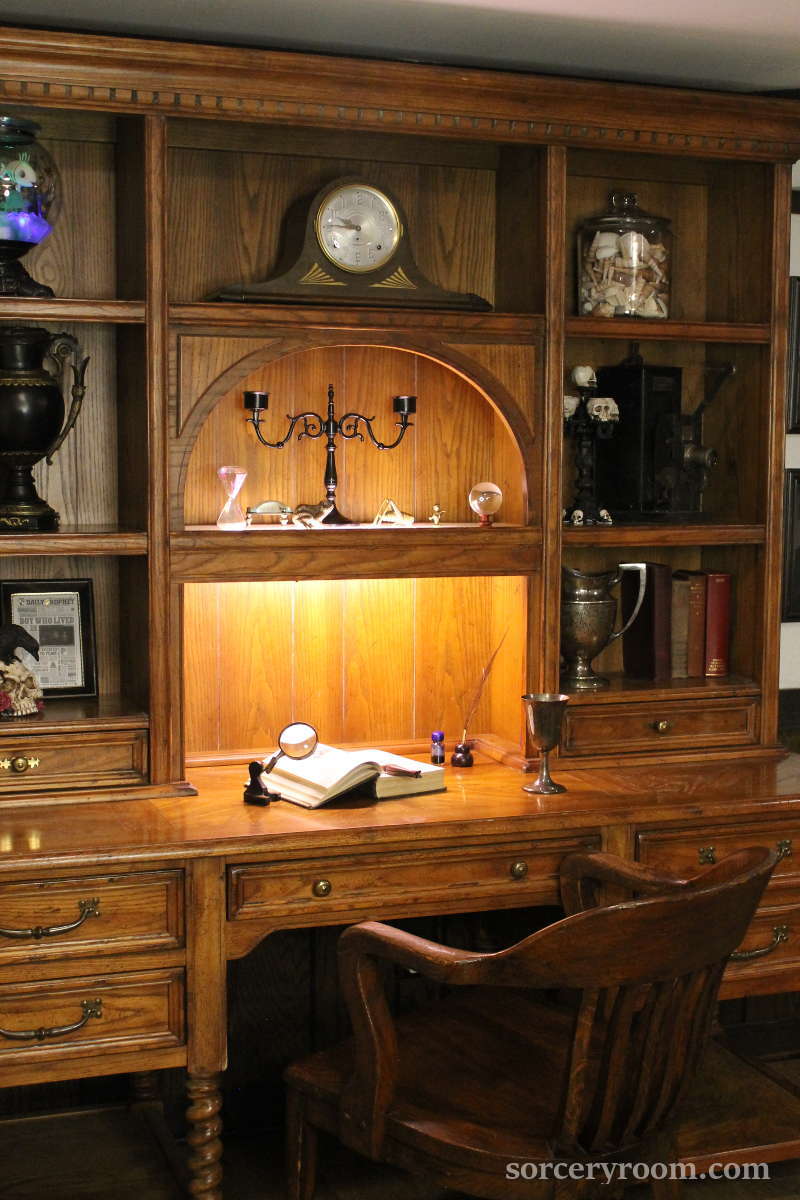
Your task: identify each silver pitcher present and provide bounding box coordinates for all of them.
[560,563,647,690]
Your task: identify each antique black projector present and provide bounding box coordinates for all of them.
[594,352,728,522]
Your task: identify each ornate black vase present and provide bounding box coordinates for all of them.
[0,326,88,531]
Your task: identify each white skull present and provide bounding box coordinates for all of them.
[587,396,620,423]
[571,509,584,526]
[563,394,579,419]
[571,365,597,388]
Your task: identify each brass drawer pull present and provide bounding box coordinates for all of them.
[730,925,789,962]
[0,997,102,1042]
[0,897,101,941]
[509,861,529,880]
[0,756,40,774]
[700,839,792,868]
[312,879,332,898]
[651,720,672,734]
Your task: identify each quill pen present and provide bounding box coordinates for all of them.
[461,630,507,744]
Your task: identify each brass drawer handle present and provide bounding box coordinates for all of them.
[700,839,792,868]
[651,720,672,734]
[0,756,40,774]
[730,925,789,962]
[0,897,101,941]
[509,861,529,880]
[312,879,332,898]
[0,997,103,1042]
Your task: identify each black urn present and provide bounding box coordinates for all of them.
[0,326,88,531]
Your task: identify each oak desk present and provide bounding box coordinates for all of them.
[2,757,800,1197]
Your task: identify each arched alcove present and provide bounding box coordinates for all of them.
[178,341,531,528]
[179,341,534,761]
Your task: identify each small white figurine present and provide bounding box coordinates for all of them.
[428,504,445,525]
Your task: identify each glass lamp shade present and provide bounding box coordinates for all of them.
[0,116,60,298]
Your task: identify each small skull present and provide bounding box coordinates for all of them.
[563,394,580,420]
[571,365,597,389]
[571,509,584,526]
[598,508,613,524]
[586,396,620,424]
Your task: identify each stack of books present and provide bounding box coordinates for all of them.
[621,563,732,680]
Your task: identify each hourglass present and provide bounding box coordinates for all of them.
[216,465,248,531]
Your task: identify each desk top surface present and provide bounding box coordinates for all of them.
[0,755,799,872]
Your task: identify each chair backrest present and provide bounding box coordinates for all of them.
[473,846,776,1156]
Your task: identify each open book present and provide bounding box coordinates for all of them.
[261,743,446,808]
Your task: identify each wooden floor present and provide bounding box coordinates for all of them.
[2,1103,800,1200]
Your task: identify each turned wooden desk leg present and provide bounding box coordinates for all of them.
[186,858,228,1199]
[187,1072,224,1196]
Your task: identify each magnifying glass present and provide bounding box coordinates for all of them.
[262,722,319,774]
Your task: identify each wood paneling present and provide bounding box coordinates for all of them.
[167,146,497,307]
[183,576,526,756]
[181,346,525,528]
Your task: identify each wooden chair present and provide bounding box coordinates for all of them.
[284,847,777,1199]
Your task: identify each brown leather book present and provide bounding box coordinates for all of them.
[621,562,672,680]
[673,570,707,677]
[671,574,690,678]
[704,572,732,677]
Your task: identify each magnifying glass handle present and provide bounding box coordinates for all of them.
[262,750,283,775]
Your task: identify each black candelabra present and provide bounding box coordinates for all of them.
[243,384,416,524]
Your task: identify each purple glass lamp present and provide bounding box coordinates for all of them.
[0,116,60,298]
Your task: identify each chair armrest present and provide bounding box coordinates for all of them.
[340,920,486,982]
[560,851,690,914]
[336,922,489,1159]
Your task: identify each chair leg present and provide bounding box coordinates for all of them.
[286,1088,318,1200]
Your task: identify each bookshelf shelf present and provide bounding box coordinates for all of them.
[565,318,771,344]
[0,299,146,324]
[0,529,148,556]
[171,525,540,583]
[566,674,759,706]
[562,524,766,547]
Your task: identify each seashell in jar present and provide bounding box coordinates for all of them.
[649,242,668,262]
[592,300,615,317]
[619,231,650,264]
[639,295,661,317]
[590,232,619,260]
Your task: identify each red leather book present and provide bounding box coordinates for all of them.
[621,562,672,680]
[673,570,707,677]
[704,572,732,677]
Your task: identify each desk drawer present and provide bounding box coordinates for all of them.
[0,729,148,792]
[562,698,758,757]
[228,835,600,925]
[0,968,184,1066]
[637,825,797,881]
[724,890,800,979]
[0,870,184,964]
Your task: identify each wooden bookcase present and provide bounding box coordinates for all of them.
[0,26,797,798]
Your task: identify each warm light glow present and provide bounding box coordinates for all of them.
[184,576,527,758]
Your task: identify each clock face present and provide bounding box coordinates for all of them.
[315,183,401,274]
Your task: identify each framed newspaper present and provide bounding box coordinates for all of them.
[0,579,97,698]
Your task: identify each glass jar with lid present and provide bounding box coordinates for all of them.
[0,115,60,297]
[577,192,671,319]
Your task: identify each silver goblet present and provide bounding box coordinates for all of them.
[522,693,569,795]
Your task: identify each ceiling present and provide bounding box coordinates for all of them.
[3,0,800,93]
